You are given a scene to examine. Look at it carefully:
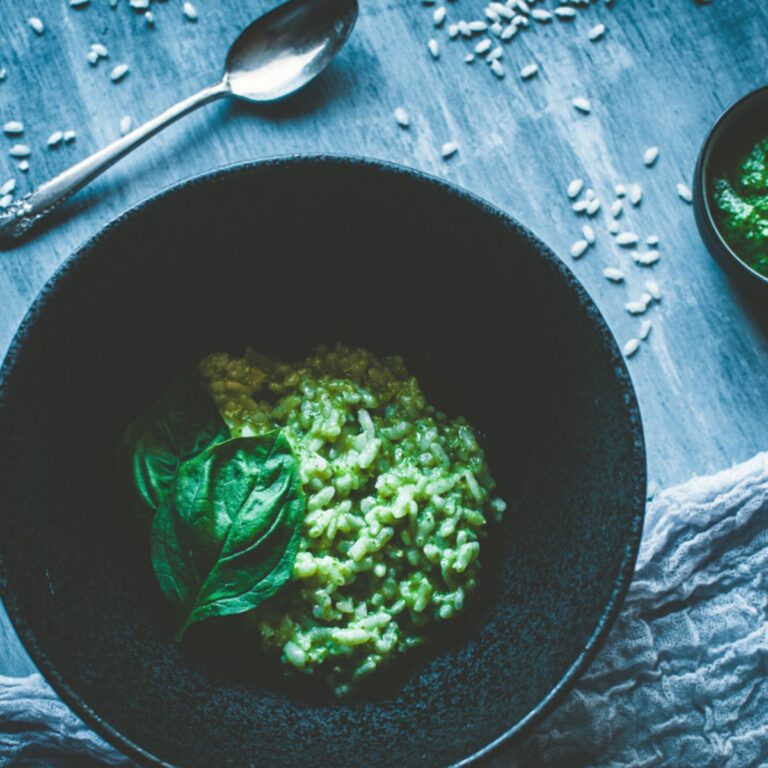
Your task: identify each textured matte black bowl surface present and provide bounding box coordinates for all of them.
[694,84,768,293]
[0,158,645,768]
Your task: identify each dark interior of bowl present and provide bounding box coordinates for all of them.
[697,85,768,287]
[0,158,645,768]
[703,88,768,185]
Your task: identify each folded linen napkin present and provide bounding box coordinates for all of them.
[3,453,768,768]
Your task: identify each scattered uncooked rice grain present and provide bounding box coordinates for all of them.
[603,267,624,282]
[572,97,591,114]
[567,179,584,199]
[441,141,459,159]
[490,60,505,78]
[475,39,492,54]
[91,43,108,58]
[0,68,7,82]
[676,182,693,203]
[583,224,596,244]
[626,300,648,315]
[639,320,652,340]
[532,9,553,21]
[9,145,30,158]
[0,194,11,209]
[643,147,659,166]
[428,39,440,59]
[616,232,639,247]
[610,200,623,218]
[588,23,605,40]
[633,251,661,266]
[520,63,539,79]
[464,54,475,63]
[490,2,513,20]
[629,184,643,206]
[623,338,640,357]
[433,6,447,25]
[586,198,601,216]
[615,184,627,197]
[0,178,15,196]
[18,160,29,172]
[63,130,76,143]
[555,7,577,19]
[47,131,63,147]
[608,220,620,235]
[394,108,410,128]
[646,234,659,247]
[28,17,45,35]
[570,239,589,259]
[645,280,662,301]
[119,115,133,135]
[69,0,90,7]
[111,64,130,82]
[3,121,23,136]
[182,2,198,21]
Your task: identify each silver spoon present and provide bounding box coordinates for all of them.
[0,0,358,246]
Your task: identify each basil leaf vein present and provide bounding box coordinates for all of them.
[150,431,306,639]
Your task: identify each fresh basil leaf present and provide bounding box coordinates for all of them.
[150,431,306,640]
[123,374,228,516]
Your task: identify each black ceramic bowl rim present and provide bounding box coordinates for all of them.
[693,83,768,288]
[0,155,645,768]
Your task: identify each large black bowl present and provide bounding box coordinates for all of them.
[0,157,645,768]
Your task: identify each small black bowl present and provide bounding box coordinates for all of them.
[694,84,768,292]
[0,157,645,768]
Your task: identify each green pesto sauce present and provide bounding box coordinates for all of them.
[712,137,768,277]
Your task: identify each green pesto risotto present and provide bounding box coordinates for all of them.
[125,345,505,696]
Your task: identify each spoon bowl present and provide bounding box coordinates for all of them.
[226,0,358,102]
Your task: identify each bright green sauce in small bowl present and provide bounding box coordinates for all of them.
[712,137,768,277]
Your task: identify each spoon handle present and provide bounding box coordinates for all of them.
[0,79,230,247]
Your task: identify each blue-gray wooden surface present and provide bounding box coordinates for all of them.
[0,0,766,689]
